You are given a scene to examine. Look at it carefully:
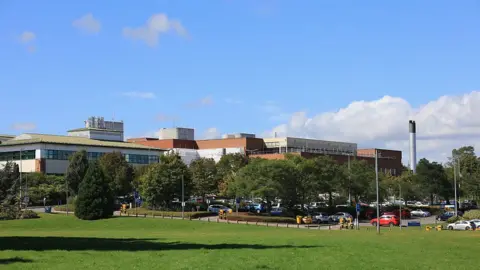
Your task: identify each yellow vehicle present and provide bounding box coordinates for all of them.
[302,216,313,224]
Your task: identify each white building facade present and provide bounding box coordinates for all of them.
[0,134,164,174]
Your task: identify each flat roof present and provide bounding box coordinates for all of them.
[67,127,123,133]
[0,133,165,151]
[0,134,15,138]
[263,137,357,145]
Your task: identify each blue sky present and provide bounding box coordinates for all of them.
[1,0,480,161]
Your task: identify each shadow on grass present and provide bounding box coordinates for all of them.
[0,257,33,265]
[0,237,320,251]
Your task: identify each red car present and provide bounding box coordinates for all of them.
[370,215,400,227]
[393,209,411,219]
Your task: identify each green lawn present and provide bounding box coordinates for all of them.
[0,214,478,270]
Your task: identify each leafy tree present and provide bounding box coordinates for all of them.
[312,156,344,207]
[190,158,218,201]
[450,146,480,200]
[99,152,134,197]
[285,154,320,209]
[216,153,248,196]
[0,162,20,205]
[26,173,65,205]
[74,160,114,220]
[139,152,192,209]
[348,159,376,203]
[416,158,451,204]
[65,150,89,195]
[233,158,298,210]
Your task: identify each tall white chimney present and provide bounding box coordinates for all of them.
[409,120,417,173]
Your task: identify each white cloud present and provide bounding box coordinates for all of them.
[73,13,101,34]
[11,122,37,131]
[260,101,291,122]
[122,13,188,47]
[202,127,220,139]
[19,31,35,44]
[121,91,156,99]
[264,91,480,163]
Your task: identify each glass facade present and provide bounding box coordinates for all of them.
[43,149,159,164]
[0,150,36,161]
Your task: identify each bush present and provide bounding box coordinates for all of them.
[0,205,19,220]
[20,210,39,219]
[226,215,296,224]
[53,204,75,212]
[447,216,462,223]
[74,161,114,220]
[463,209,480,220]
[125,208,215,219]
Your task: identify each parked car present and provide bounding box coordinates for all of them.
[370,215,400,227]
[393,209,411,219]
[411,209,431,217]
[469,219,480,227]
[207,204,231,213]
[312,212,330,224]
[329,212,353,222]
[249,203,266,213]
[447,220,472,230]
[270,207,285,216]
[437,211,463,221]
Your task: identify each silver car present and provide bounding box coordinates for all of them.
[312,212,330,223]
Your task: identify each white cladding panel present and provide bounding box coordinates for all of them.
[172,147,244,166]
[159,128,194,140]
[0,160,36,173]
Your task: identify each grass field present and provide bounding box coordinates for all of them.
[1,214,479,270]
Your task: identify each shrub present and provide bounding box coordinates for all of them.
[20,210,39,219]
[446,216,462,223]
[53,204,75,212]
[75,161,114,220]
[226,215,296,224]
[125,208,215,219]
[0,205,19,220]
[463,209,480,220]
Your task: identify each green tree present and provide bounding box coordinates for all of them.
[216,153,248,196]
[139,152,192,209]
[98,152,134,197]
[416,158,451,204]
[0,161,20,205]
[312,156,343,207]
[348,159,376,203]
[285,154,319,210]
[232,158,298,210]
[450,146,480,200]
[74,160,114,220]
[65,150,89,195]
[190,158,218,201]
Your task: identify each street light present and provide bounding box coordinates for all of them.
[452,155,461,216]
[399,184,402,230]
[375,149,380,234]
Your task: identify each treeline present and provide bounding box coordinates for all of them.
[2,146,480,220]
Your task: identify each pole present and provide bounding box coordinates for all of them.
[65,176,69,216]
[348,154,351,204]
[181,174,185,219]
[453,156,458,217]
[399,184,402,230]
[19,149,23,209]
[375,149,380,234]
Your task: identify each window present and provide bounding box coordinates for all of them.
[0,150,35,161]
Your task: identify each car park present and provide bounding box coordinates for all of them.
[270,207,285,216]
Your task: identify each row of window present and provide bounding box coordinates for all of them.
[44,149,159,164]
[379,168,397,176]
[0,150,36,161]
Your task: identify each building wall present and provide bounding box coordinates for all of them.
[250,151,403,176]
[129,139,197,149]
[158,128,195,140]
[68,130,124,142]
[263,137,357,155]
[196,138,265,150]
[0,143,163,174]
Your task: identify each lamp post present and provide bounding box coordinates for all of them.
[181,174,185,219]
[453,155,461,216]
[399,184,402,230]
[375,149,380,234]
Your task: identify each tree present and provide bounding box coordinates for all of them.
[139,152,192,209]
[450,146,480,200]
[65,150,89,195]
[285,154,319,210]
[312,156,344,207]
[99,152,134,197]
[74,160,114,220]
[216,153,248,196]
[0,161,20,205]
[416,158,451,204]
[232,158,298,210]
[190,158,218,201]
[347,159,376,203]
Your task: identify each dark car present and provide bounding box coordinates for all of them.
[437,211,463,221]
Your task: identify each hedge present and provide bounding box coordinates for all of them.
[20,210,40,219]
[463,210,480,220]
[125,208,215,219]
[0,206,39,220]
[225,215,296,224]
[54,205,75,212]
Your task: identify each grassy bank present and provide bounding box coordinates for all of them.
[1,214,479,269]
